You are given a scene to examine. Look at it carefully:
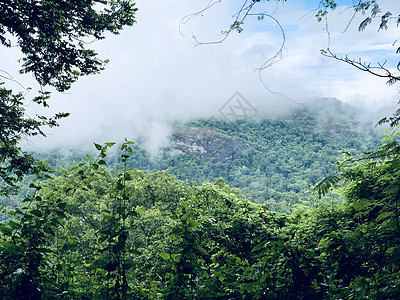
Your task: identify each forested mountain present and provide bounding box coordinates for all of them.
[1,121,400,299]
[2,0,400,298]
[13,98,381,213]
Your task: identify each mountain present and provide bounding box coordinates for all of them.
[1,98,384,213]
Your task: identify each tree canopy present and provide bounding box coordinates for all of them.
[2,0,400,298]
[0,0,137,194]
[0,0,137,92]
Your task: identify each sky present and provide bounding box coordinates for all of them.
[2,0,400,151]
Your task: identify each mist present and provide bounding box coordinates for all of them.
[15,0,399,153]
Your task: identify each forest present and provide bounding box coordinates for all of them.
[1,0,400,299]
[11,97,381,213]
[1,122,400,299]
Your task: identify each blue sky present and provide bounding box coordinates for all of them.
[3,0,399,149]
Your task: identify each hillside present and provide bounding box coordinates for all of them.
[0,98,377,213]
[162,118,378,211]
[164,126,255,161]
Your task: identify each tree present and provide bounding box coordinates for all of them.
[0,0,137,194]
[0,0,137,92]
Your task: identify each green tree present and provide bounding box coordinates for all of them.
[0,0,137,92]
[0,0,137,194]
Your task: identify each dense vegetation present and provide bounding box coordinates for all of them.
[11,98,380,213]
[1,125,400,298]
[0,0,137,195]
[1,0,400,298]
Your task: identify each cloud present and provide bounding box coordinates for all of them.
[12,0,399,151]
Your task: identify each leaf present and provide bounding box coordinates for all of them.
[386,78,399,86]
[314,175,340,198]
[379,12,392,31]
[36,247,54,254]
[94,143,102,151]
[353,199,370,211]
[371,4,381,18]
[251,241,267,253]
[8,220,19,229]
[187,219,200,231]
[159,252,170,260]
[376,211,395,221]
[30,209,42,217]
[194,244,209,256]
[172,254,182,262]
[0,241,20,254]
[242,282,261,292]
[377,117,388,126]
[306,249,317,258]
[358,17,371,31]
[0,224,12,235]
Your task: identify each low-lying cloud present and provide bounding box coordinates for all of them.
[7,0,398,152]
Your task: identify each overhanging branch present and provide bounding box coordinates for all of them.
[321,48,400,85]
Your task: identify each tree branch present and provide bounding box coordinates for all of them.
[321,48,400,85]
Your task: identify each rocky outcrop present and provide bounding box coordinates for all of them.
[165,126,253,161]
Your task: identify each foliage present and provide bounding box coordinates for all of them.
[0,0,137,195]
[20,99,379,213]
[172,104,378,212]
[0,126,399,298]
[0,85,68,195]
[0,0,137,92]
[1,1,400,298]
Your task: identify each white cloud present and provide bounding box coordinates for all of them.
[5,0,398,150]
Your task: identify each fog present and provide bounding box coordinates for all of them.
[4,0,398,152]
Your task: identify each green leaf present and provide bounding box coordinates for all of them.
[314,175,340,198]
[159,252,170,260]
[0,224,12,235]
[377,211,395,221]
[36,247,54,254]
[172,254,182,262]
[0,241,20,253]
[188,219,200,231]
[8,220,19,229]
[194,245,209,256]
[30,209,42,217]
[306,249,317,258]
[251,241,267,253]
